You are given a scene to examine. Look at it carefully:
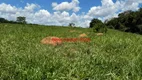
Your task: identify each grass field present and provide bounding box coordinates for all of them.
[0,23,142,80]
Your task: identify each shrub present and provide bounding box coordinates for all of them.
[118,23,127,31]
[107,25,114,29]
[90,18,102,28]
[137,25,142,34]
[93,23,107,33]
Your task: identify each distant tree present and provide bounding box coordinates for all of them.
[106,8,142,34]
[93,23,107,33]
[89,18,102,28]
[139,8,142,12]
[118,10,132,17]
[90,18,107,33]
[69,23,75,27]
[0,18,8,23]
[16,16,26,24]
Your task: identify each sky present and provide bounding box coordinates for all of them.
[0,0,142,27]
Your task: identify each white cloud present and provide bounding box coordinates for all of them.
[52,2,58,7]
[0,3,17,14]
[52,0,81,12]
[35,9,51,18]
[122,0,142,11]
[61,11,70,17]
[87,0,121,17]
[53,11,70,24]
[70,13,79,22]
[0,3,84,27]
[73,7,80,12]
[24,3,40,12]
[0,0,142,28]
[87,0,142,22]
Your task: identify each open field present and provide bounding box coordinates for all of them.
[0,23,142,80]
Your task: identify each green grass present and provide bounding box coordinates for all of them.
[0,23,142,80]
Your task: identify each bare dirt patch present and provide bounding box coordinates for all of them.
[41,36,62,46]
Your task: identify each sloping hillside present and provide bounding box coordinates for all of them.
[0,23,142,79]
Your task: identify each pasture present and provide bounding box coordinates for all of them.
[0,23,142,80]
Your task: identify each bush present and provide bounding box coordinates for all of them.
[93,23,107,33]
[117,23,127,31]
[137,25,142,34]
[90,18,102,28]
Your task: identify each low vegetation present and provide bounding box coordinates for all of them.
[0,23,142,79]
[90,18,107,33]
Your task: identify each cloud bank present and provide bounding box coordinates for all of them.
[52,0,80,12]
[0,0,142,27]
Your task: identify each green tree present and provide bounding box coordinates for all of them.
[0,18,8,23]
[106,8,142,34]
[90,18,107,33]
[16,16,26,24]
[90,18,102,28]
[69,23,75,27]
[93,23,107,33]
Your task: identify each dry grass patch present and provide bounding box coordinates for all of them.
[69,30,76,33]
[41,36,62,46]
[79,33,88,37]
[96,33,103,36]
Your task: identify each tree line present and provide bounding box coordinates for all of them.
[89,8,142,34]
[105,8,142,34]
[1,8,142,34]
[0,16,26,24]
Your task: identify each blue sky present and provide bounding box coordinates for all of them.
[0,0,142,27]
[0,0,102,13]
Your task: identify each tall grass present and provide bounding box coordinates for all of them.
[0,23,142,80]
